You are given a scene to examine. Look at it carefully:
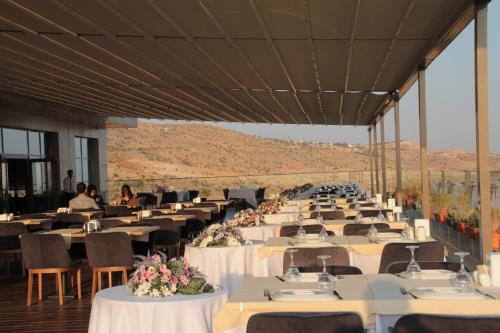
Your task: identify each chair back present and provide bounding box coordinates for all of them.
[282,247,349,272]
[357,228,403,236]
[247,312,364,333]
[99,219,124,228]
[385,261,461,274]
[56,213,89,223]
[343,223,389,236]
[21,234,72,269]
[85,232,133,268]
[137,193,156,206]
[310,211,345,220]
[0,222,27,250]
[299,265,363,276]
[161,191,177,204]
[153,230,180,247]
[280,224,324,237]
[393,314,500,333]
[188,190,199,200]
[223,188,229,200]
[104,206,133,217]
[359,209,391,218]
[378,241,445,273]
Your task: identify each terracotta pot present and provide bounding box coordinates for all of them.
[433,212,447,223]
[472,227,480,241]
[492,234,500,252]
[454,221,467,233]
[465,225,474,238]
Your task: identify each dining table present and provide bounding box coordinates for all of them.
[213,274,500,333]
[89,285,228,333]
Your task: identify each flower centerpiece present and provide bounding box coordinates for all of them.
[192,223,252,247]
[229,208,265,227]
[256,198,285,215]
[128,253,215,297]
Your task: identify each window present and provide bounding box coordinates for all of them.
[29,131,41,157]
[2,128,28,155]
[74,137,98,185]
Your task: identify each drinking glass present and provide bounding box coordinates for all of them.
[377,209,385,221]
[284,249,300,282]
[317,255,335,289]
[367,218,378,243]
[405,245,421,278]
[317,214,329,241]
[296,213,307,239]
[454,252,473,291]
[354,213,363,224]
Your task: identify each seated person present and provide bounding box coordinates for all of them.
[87,184,104,208]
[69,182,100,210]
[117,184,139,206]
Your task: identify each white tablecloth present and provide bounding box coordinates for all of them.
[89,286,228,333]
[228,189,258,208]
[236,225,278,242]
[263,212,298,224]
[184,242,268,295]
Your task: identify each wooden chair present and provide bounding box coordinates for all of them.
[378,241,445,273]
[0,222,27,275]
[20,234,81,306]
[85,232,133,300]
[282,247,349,272]
[343,223,389,236]
[393,314,500,333]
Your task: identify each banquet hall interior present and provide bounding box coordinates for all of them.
[0,0,499,332]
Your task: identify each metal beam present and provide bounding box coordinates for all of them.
[474,0,492,263]
[368,126,374,195]
[373,122,380,193]
[380,113,387,199]
[418,69,430,219]
[394,93,403,205]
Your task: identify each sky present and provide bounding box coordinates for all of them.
[152,1,500,153]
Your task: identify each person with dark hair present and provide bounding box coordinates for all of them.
[69,182,100,210]
[87,184,104,208]
[117,184,137,206]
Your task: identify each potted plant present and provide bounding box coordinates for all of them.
[464,210,480,241]
[492,209,500,251]
[431,193,452,223]
[449,210,467,233]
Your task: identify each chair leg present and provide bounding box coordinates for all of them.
[57,272,63,305]
[38,273,43,301]
[76,268,81,300]
[21,255,25,278]
[69,273,74,289]
[108,271,112,288]
[122,270,128,284]
[91,269,97,301]
[97,271,102,291]
[27,271,33,306]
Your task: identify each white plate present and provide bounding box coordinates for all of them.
[409,287,488,300]
[271,289,338,301]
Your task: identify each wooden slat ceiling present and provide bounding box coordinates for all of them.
[0,0,474,125]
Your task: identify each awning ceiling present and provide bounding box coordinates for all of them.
[0,0,474,125]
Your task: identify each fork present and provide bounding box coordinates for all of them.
[263,289,272,301]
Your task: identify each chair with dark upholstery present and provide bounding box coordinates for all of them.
[299,265,363,275]
[359,209,392,218]
[0,222,27,274]
[104,205,134,218]
[282,247,349,272]
[99,219,124,229]
[385,261,461,274]
[357,228,403,236]
[393,314,500,333]
[85,232,134,300]
[378,241,445,273]
[343,223,390,236]
[188,190,199,201]
[137,192,156,208]
[161,191,178,205]
[115,223,156,256]
[280,225,334,237]
[247,312,364,333]
[21,234,81,305]
[193,202,221,224]
[153,230,181,258]
[181,219,206,240]
[310,211,346,220]
[360,203,375,207]
[223,188,229,200]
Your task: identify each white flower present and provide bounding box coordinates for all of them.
[150,288,161,298]
[227,237,241,247]
[133,282,151,296]
[199,238,210,248]
[160,285,173,296]
[208,224,222,232]
[245,239,253,245]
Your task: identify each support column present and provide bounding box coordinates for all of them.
[380,114,387,200]
[475,0,492,263]
[394,94,403,205]
[368,126,374,195]
[418,68,430,219]
[373,122,380,193]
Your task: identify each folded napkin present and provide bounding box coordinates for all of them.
[409,287,488,300]
[271,289,338,301]
[399,270,456,280]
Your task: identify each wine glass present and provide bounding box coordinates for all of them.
[317,255,335,289]
[296,213,307,239]
[367,218,378,243]
[454,252,473,291]
[284,249,300,282]
[377,209,385,221]
[317,214,329,241]
[405,245,421,278]
[355,213,363,224]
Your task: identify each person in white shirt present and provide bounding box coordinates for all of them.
[63,170,76,194]
[69,183,100,210]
